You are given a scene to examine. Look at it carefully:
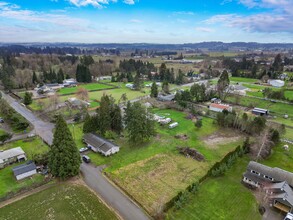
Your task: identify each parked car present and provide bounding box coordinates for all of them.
[0,118,4,123]
[82,155,91,163]
[79,147,88,153]
[284,213,293,220]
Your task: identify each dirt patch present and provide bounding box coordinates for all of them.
[174,134,189,140]
[202,130,243,149]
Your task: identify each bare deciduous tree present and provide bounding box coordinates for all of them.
[75,87,89,101]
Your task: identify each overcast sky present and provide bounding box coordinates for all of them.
[0,0,293,43]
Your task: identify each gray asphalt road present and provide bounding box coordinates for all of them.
[2,92,150,220]
[1,92,54,145]
[80,163,150,220]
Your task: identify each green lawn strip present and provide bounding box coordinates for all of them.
[167,157,261,220]
[230,77,258,83]
[58,83,115,95]
[0,183,118,220]
[0,129,7,136]
[226,95,293,117]
[0,138,49,158]
[0,164,44,198]
[261,142,293,172]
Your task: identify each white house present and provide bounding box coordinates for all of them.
[12,162,37,181]
[268,80,285,88]
[0,147,26,169]
[209,103,233,113]
[83,133,119,157]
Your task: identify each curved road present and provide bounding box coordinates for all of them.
[1,91,150,220]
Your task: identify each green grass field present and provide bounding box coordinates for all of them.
[167,157,261,220]
[230,77,258,83]
[0,138,49,198]
[58,83,115,95]
[69,109,244,215]
[0,183,118,220]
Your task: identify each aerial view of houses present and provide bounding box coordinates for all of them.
[1,1,293,220]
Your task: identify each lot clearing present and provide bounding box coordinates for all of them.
[0,182,118,220]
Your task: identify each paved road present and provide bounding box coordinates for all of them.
[2,91,150,220]
[80,163,150,220]
[1,92,54,145]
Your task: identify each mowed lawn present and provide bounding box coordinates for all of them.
[0,138,49,198]
[0,183,118,220]
[230,77,258,83]
[167,157,261,220]
[58,83,115,95]
[78,109,244,215]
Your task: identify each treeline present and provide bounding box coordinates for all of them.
[223,54,286,80]
[83,94,155,143]
[119,59,156,75]
[175,83,216,108]
[0,97,30,131]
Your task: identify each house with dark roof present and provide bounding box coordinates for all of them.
[243,161,293,213]
[252,107,269,116]
[12,162,37,181]
[83,133,120,156]
[265,181,293,213]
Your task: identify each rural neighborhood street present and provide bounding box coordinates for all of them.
[1,92,150,220]
[1,92,54,145]
[81,163,150,220]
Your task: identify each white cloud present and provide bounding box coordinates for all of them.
[68,0,136,8]
[124,0,135,5]
[130,19,142,23]
[195,27,214,33]
[173,11,195,16]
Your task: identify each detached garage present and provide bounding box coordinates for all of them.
[12,162,37,181]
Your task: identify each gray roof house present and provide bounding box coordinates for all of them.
[12,162,37,181]
[83,133,119,156]
[243,161,293,213]
[265,181,293,213]
[157,94,175,102]
[0,147,26,169]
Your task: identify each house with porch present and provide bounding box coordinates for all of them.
[243,161,293,213]
[0,147,26,169]
[83,133,119,156]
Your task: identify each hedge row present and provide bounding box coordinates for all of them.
[164,143,247,212]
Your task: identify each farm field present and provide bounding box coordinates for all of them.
[0,183,118,220]
[58,83,115,95]
[0,138,49,198]
[167,157,261,220]
[88,109,243,215]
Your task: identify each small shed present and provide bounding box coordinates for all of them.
[12,162,37,181]
[252,108,269,116]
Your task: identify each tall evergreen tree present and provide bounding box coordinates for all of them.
[48,115,81,179]
[83,113,97,133]
[23,92,33,105]
[162,81,170,94]
[97,94,113,135]
[133,72,143,91]
[150,82,158,98]
[110,105,123,134]
[57,68,64,84]
[217,70,230,100]
[124,102,155,144]
[32,71,38,84]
